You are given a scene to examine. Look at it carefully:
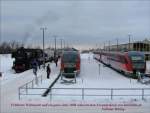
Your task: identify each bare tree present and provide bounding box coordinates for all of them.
[0,41,24,54]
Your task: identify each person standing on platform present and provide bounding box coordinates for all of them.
[32,59,38,85]
[46,64,51,79]
[54,57,58,67]
[32,59,38,76]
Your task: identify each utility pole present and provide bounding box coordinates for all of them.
[116,38,119,51]
[108,41,111,65]
[63,40,65,49]
[104,42,105,51]
[53,35,57,59]
[66,41,69,48]
[60,39,63,50]
[96,43,98,49]
[109,41,110,52]
[40,27,47,69]
[67,42,69,48]
[60,39,63,54]
[128,34,131,51]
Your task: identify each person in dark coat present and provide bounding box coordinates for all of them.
[32,59,38,76]
[54,57,58,67]
[46,64,51,79]
[37,59,41,69]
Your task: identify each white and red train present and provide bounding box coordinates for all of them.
[94,51,146,78]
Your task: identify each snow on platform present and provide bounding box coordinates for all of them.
[0,55,60,112]
[18,61,61,101]
[0,54,60,85]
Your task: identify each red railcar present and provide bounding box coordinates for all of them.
[61,51,81,77]
[98,51,146,78]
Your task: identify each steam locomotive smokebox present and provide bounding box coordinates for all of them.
[11,47,44,73]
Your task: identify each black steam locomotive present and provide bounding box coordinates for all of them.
[12,47,44,73]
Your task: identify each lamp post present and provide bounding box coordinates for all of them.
[109,41,110,52]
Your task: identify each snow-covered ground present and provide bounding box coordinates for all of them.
[1,54,150,86]
[0,54,60,85]
[18,53,150,101]
[0,54,61,113]
[0,54,14,73]
[0,54,15,83]
[0,53,150,113]
[50,53,150,101]
[55,53,150,88]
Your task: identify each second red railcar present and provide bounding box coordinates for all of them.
[96,51,146,78]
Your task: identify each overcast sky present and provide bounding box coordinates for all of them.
[1,0,150,49]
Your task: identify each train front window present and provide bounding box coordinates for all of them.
[62,53,78,63]
[130,56,144,62]
[130,55,145,69]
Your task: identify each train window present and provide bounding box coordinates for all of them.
[117,55,121,62]
[117,56,121,62]
[62,52,78,63]
[110,54,116,61]
[131,56,144,61]
[130,55,144,62]
[128,52,145,62]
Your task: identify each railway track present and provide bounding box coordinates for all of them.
[42,73,61,97]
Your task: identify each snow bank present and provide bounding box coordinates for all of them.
[0,54,14,73]
[146,61,150,74]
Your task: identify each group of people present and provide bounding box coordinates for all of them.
[32,57,59,79]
